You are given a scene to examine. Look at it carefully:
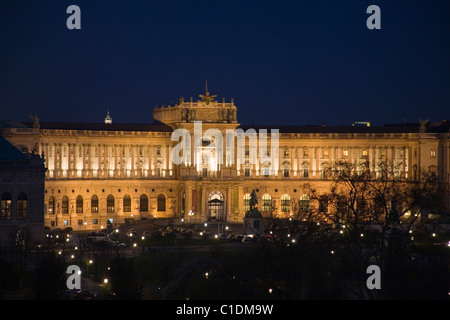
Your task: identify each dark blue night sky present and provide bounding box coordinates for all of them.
[1,0,449,126]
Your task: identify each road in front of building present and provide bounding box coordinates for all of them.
[118,219,245,240]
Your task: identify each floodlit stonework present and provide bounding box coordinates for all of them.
[1,92,449,232]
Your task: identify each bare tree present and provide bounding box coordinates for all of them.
[300,159,444,298]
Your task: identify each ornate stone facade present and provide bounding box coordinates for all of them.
[0,136,46,245]
[1,92,449,231]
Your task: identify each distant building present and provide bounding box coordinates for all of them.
[0,136,46,247]
[1,91,449,232]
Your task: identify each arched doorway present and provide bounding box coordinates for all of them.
[208,191,224,221]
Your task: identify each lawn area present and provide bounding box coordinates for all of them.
[131,246,242,290]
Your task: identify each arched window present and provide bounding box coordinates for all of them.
[243,193,251,212]
[76,195,83,213]
[302,162,310,178]
[48,196,55,215]
[1,192,12,219]
[107,194,115,213]
[281,194,291,213]
[157,194,166,212]
[123,194,131,212]
[91,195,99,213]
[261,194,272,212]
[140,194,149,212]
[320,162,330,179]
[299,194,310,213]
[319,195,328,213]
[62,195,69,214]
[17,192,27,219]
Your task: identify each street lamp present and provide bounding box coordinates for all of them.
[188,210,194,223]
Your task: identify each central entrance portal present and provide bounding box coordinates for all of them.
[208,191,224,221]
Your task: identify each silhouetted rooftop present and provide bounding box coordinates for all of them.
[0,137,29,161]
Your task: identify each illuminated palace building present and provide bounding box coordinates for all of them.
[1,91,449,231]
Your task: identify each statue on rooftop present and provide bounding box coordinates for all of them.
[419,119,429,133]
[199,80,217,105]
[29,114,40,128]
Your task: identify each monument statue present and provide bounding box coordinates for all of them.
[243,189,263,235]
[249,189,258,210]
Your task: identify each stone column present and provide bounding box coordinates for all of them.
[290,146,295,177]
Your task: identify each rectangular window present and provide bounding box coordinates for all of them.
[343,149,349,157]
[303,149,309,157]
[92,219,98,225]
[430,150,436,157]
[283,169,289,178]
[303,168,309,178]
[244,168,250,177]
[17,176,29,183]
[1,176,12,183]
[17,199,27,219]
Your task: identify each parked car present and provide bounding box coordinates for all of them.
[242,235,255,243]
[127,229,137,238]
[266,234,278,243]
[231,234,244,242]
[111,241,126,248]
[216,233,227,240]
[142,231,151,239]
